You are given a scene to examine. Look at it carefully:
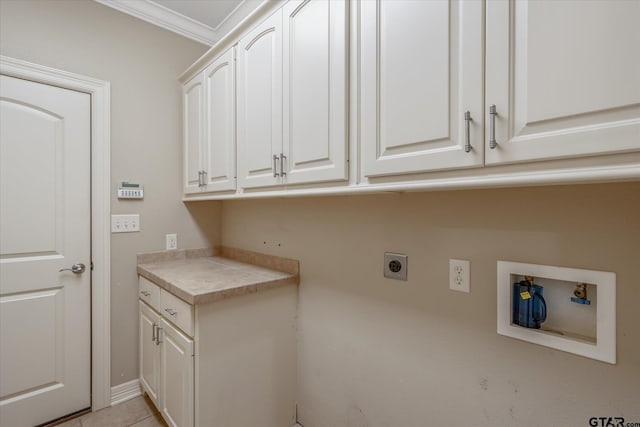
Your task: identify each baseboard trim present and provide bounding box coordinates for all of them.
[110,379,141,406]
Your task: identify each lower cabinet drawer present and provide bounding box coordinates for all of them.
[139,276,161,310]
[160,289,194,337]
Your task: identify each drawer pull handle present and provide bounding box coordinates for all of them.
[164,308,177,316]
[489,104,498,149]
[140,291,151,297]
[280,153,286,176]
[273,155,280,178]
[464,111,472,153]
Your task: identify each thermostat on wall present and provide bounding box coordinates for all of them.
[117,182,144,199]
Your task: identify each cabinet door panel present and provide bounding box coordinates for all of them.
[237,11,283,189]
[139,302,160,406]
[361,0,483,177]
[183,75,204,194]
[204,48,236,192]
[486,0,640,165]
[160,319,194,427]
[282,0,348,184]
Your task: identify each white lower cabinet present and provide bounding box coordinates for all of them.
[159,318,194,427]
[139,276,297,427]
[139,282,194,427]
[139,301,161,407]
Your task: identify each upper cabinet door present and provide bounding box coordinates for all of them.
[485,0,640,165]
[183,74,204,194]
[282,0,348,185]
[237,10,283,189]
[361,0,484,178]
[203,47,236,192]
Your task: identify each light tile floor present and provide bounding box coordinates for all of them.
[54,396,166,427]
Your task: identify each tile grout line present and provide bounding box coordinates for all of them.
[126,412,159,427]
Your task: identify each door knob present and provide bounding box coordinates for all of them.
[59,263,86,274]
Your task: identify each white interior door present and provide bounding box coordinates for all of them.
[0,74,91,427]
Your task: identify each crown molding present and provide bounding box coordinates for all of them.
[94,0,218,45]
[179,0,285,83]
[212,0,248,32]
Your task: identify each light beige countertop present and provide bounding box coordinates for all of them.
[137,247,299,305]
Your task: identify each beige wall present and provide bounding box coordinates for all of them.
[222,182,640,427]
[0,0,221,386]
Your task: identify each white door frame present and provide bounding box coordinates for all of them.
[0,55,112,411]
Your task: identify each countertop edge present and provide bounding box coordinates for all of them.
[191,275,299,305]
[136,248,300,305]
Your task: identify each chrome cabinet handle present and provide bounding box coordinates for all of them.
[280,154,286,176]
[164,308,177,316]
[156,327,163,345]
[464,111,472,153]
[152,323,157,342]
[201,170,207,187]
[59,263,86,274]
[489,104,498,149]
[140,290,151,297]
[197,171,202,187]
[273,155,280,178]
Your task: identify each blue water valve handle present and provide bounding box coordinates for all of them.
[570,297,591,305]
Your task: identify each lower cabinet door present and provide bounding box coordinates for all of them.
[139,301,161,406]
[159,318,194,427]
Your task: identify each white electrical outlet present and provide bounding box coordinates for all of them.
[166,234,177,250]
[449,259,470,292]
[111,214,140,233]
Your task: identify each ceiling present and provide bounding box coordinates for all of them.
[153,0,242,29]
[95,0,260,45]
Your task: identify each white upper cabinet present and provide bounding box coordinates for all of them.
[237,1,349,190]
[183,48,236,195]
[282,0,349,185]
[361,0,484,177]
[183,74,204,194]
[182,0,640,199]
[203,47,236,192]
[485,0,640,165]
[237,10,283,189]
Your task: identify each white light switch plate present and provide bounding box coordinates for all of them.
[111,214,140,233]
